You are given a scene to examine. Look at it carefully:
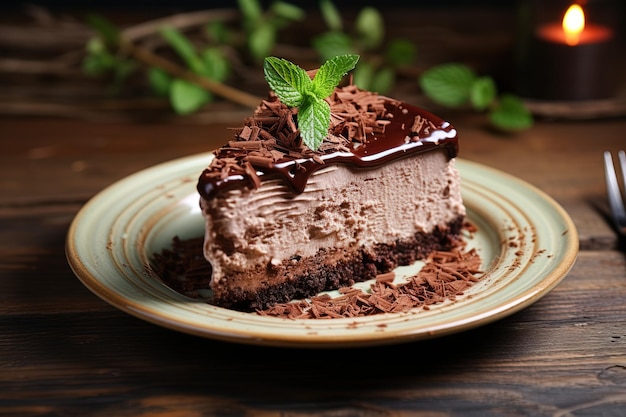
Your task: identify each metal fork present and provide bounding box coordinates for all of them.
[603,150,626,236]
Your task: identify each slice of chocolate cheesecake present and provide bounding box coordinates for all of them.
[197,82,464,311]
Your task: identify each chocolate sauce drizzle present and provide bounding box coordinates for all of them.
[198,86,458,199]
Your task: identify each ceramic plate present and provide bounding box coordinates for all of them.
[66,153,578,348]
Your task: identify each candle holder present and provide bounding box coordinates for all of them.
[516,0,621,102]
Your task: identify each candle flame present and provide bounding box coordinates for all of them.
[563,4,585,46]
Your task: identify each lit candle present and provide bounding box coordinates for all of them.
[563,4,585,46]
[517,3,617,101]
[536,5,613,47]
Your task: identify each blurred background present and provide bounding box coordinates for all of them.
[0,0,623,127]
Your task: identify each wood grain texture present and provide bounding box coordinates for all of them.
[2,113,626,415]
[2,252,626,415]
[2,5,626,414]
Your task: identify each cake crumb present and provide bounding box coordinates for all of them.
[151,229,483,319]
[257,244,482,319]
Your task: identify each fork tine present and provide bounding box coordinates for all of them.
[604,151,626,233]
[619,150,626,187]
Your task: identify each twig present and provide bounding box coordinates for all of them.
[115,9,263,109]
[121,9,239,41]
[121,39,261,109]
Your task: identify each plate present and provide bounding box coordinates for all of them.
[66,153,578,348]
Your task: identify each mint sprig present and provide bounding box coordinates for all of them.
[264,54,359,150]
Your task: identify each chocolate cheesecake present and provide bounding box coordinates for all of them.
[197,84,465,310]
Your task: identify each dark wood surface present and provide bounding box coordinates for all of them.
[3,6,626,417]
[3,110,626,416]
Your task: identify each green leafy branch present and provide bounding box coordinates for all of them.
[313,0,415,95]
[313,0,532,131]
[264,54,359,150]
[83,14,261,113]
[419,63,533,131]
[82,0,304,114]
[81,1,533,131]
[237,0,305,62]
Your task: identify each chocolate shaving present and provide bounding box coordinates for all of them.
[227,140,263,149]
[150,237,212,296]
[408,115,439,142]
[151,235,483,320]
[201,86,399,194]
[257,243,483,319]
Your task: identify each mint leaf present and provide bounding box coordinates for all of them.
[370,66,395,94]
[82,54,109,76]
[82,39,116,75]
[238,0,263,22]
[200,47,230,81]
[270,1,305,22]
[386,38,416,67]
[249,23,276,62]
[205,21,230,44]
[170,79,211,115]
[85,14,120,47]
[148,67,172,96]
[489,93,533,131]
[355,7,384,50]
[312,53,359,98]
[312,31,354,62]
[419,63,476,107]
[470,76,496,111]
[352,61,374,90]
[264,56,311,107]
[299,95,331,151]
[264,54,359,150]
[320,0,343,31]
[160,26,205,74]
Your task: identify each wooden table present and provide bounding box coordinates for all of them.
[2,1,626,413]
[2,109,626,415]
